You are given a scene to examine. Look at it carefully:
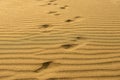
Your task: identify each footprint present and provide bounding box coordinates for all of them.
[60,44,78,49]
[48,11,60,16]
[60,7,66,9]
[34,61,53,72]
[65,16,82,23]
[71,36,87,42]
[48,11,57,14]
[65,19,74,22]
[75,36,82,40]
[49,0,57,3]
[74,16,81,19]
[40,24,51,28]
[53,3,58,5]
[71,37,82,41]
[60,5,68,9]
[75,36,87,40]
[47,3,52,5]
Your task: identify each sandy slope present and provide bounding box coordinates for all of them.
[0,0,120,80]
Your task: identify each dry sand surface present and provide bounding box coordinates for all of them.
[0,0,120,80]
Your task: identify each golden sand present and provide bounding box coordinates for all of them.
[0,0,120,80]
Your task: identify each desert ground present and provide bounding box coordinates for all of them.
[0,0,120,80]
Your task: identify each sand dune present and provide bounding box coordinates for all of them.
[0,0,120,80]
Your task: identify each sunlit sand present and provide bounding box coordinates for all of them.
[0,0,120,80]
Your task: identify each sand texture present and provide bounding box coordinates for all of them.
[0,0,120,80]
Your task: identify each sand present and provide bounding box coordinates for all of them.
[0,0,120,80]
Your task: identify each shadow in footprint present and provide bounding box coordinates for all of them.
[60,5,68,9]
[76,36,82,40]
[34,61,53,72]
[74,16,82,19]
[40,24,51,28]
[47,3,52,5]
[49,0,57,3]
[48,11,60,16]
[71,36,87,42]
[65,16,83,23]
[76,36,87,40]
[61,44,78,49]
[75,36,87,41]
[53,3,58,5]
[65,19,74,23]
[48,11,57,14]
